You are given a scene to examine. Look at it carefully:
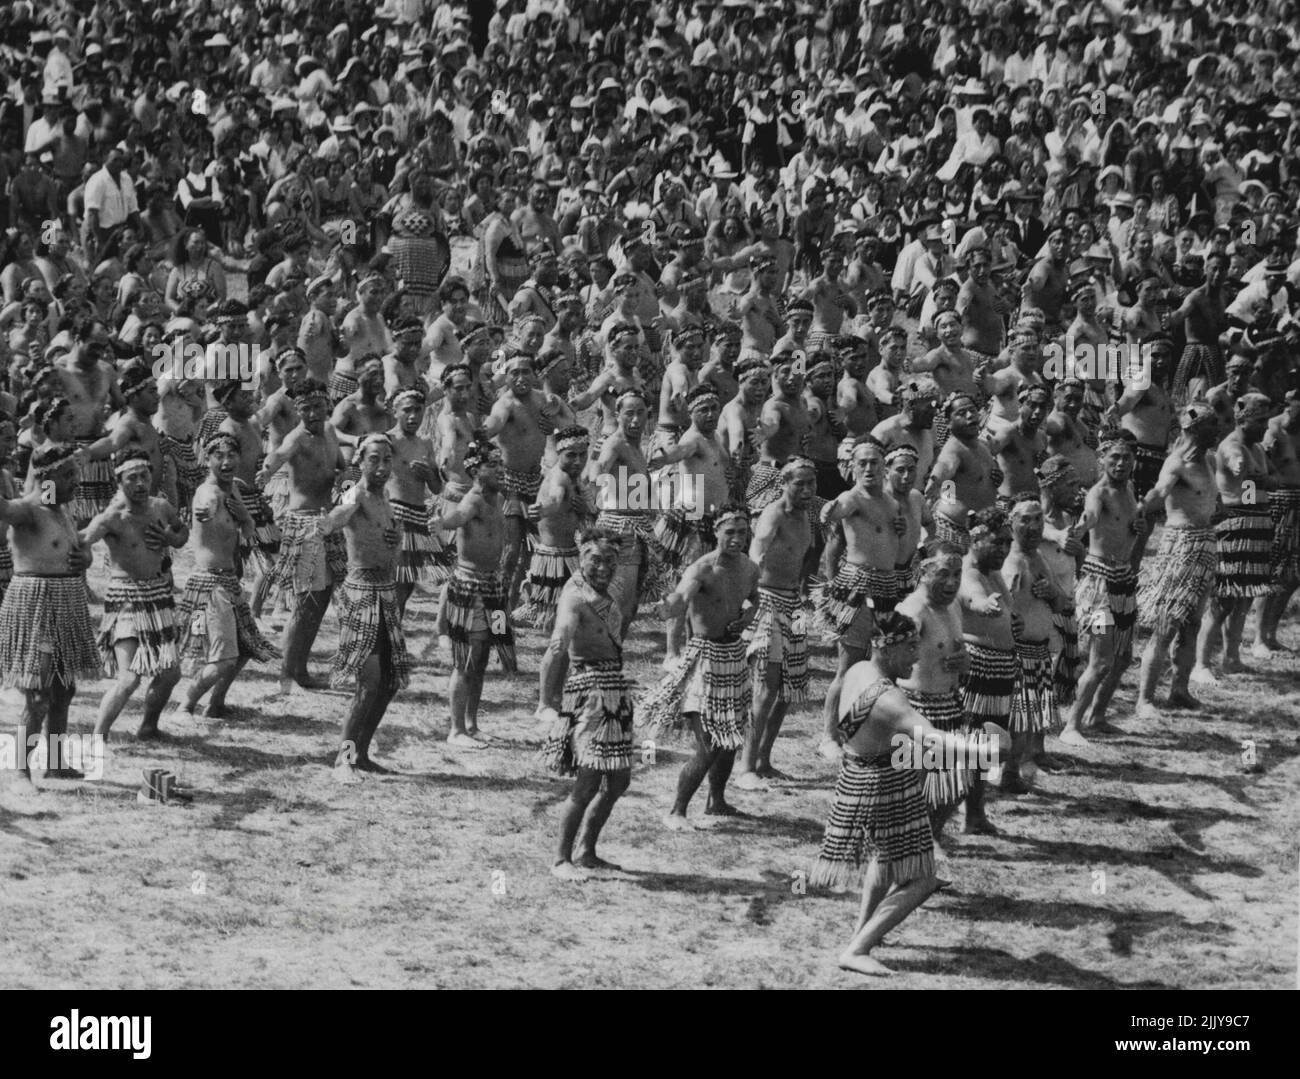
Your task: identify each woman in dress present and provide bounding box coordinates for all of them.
[165,227,227,314]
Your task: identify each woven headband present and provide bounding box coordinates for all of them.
[1234,394,1271,419]
[782,455,818,476]
[1097,434,1131,456]
[943,391,977,417]
[1036,458,1076,486]
[393,388,426,411]
[204,432,240,455]
[463,441,501,472]
[872,622,920,647]
[33,445,78,477]
[114,456,152,476]
[884,444,919,465]
[688,390,720,412]
[357,432,393,456]
[1179,402,1216,430]
[556,431,590,452]
[715,507,749,528]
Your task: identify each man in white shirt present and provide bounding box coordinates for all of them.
[83,145,141,260]
[24,96,65,156]
[43,29,76,100]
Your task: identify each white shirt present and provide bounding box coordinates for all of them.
[43,47,74,98]
[83,167,139,229]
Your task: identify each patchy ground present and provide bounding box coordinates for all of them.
[1,537,1296,990]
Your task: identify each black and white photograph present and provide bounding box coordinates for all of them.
[0,0,1296,1012]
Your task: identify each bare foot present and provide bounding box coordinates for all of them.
[551,861,590,882]
[1250,642,1278,660]
[334,761,364,785]
[1166,689,1202,710]
[838,952,895,977]
[1089,720,1125,735]
[356,758,394,775]
[755,765,790,780]
[136,724,167,741]
[576,854,624,874]
[1220,657,1249,674]
[1135,699,1161,721]
[998,772,1030,796]
[733,771,768,791]
[963,816,999,836]
[1057,728,1090,747]
[292,673,329,690]
[203,702,231,719]
[1189,665,1219,687]
[817,738,843,762]
[662,813,696,832]
[704,801,743,817]
[43,767,85,780]
[446,732,486,749]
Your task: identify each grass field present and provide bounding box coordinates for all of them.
[1,538,1297,990]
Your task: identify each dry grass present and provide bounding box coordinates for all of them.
[1,539,1297,990]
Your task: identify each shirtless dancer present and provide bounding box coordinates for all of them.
[1109,336,1175,505]
[980,325,1045,434]
[434,438,517,748]
[338,271,393,397]
[746,352,812,514]
[1134,404,1220,718]
[1060,434,1141,744]
[720,358,768,503]
[257,379,347,689]
[322,433,410,783]
[804,356,847,499]
[212,382,280,593]
[331,357,393,486]
[1003,499,1066,784]
[78,366,172,503]
[650,386,732,661]
[432,363,479,544]
[736,256,785,361]
[176,433,279,717]
[925,393,1000,550]
[58,331,123,525]
[1192,394,1275,682]
[811,610,1004,976]
[871,379,938,491]
[864,328,905,421]
[82,452,187,739]
[957,509,1019,826]
[644,508,759,829]
[253,347,309,523]
[482,354,561,607]
[386,388,446,617]
[816,439,904,759]
[593,389,662,631]
[1044,378,1098,506]
[1253,390,1300,655]
[897,547,971,841]
[649,325,705,461]
[911,311,979,449]
[0,446,99,790]
[986,385,1050,508]
[738,458,815,790]
[540,533,635,881]
[520,427,592,634]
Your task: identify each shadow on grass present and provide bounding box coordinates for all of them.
[981,834,1262,900]
[888,944,1175,989]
